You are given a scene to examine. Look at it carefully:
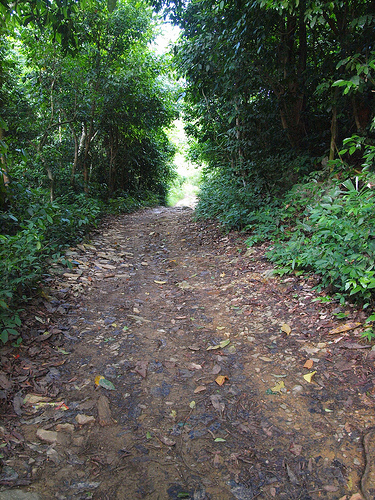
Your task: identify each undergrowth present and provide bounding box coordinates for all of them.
[0,181,163,344]
[196,170,375,315]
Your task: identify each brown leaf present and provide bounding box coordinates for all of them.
[212,364,222,375]
[97,395,113,427]
[289,443,302,456]
[210,394,225,413]
[134,360,148,378]
[0,372,12,390]
[323,485,338,492]
[341,342,370,349]
[194,385,207,394]
[328,322,361,335]
[303,359,314,369]
[286,463,299,484]
[213,452,223,467]
[160,436,176,446]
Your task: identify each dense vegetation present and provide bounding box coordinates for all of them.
[0,0,180,343]
[2,0,375,343]
[157,0,375,325]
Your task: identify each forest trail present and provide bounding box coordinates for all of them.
[2,207,375,500]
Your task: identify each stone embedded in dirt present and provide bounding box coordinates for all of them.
[46,447,60,465]
[36,429,58,443]
[55,423,75,433]
[75,414,95,425]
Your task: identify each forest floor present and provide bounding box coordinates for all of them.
[1,206,375,500]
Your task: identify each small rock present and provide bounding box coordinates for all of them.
[46,447,60,465]
[292,385,303,394]
[75,414,95,425]
[36,428,58,443]
[0,466,18,482]
[56,423,75,432]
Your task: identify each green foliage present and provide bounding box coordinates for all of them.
[106,190,160,214]
[264,175,375,306]
[0,181,102,343]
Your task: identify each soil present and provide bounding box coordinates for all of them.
[1,206,375,500]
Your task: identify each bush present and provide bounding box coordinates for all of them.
[0,187,102,343]
[268,176,375,306]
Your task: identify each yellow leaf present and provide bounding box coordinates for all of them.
[281,323,291,335]
[154,280,167,284]
[271,381,285,393]
[95,375,105,386]
[215,375,229,386]
[303,359,314,369]
[328,322,361,335]
[189,401,196,409]
[303,371,317,383]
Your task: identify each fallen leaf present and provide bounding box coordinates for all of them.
[286,463,299,484]
[323,485,338,492]
[146,431,152,439]
[207,339,230,351]
[341,342,370,349]
[271,380,285,393]
[160,436,176,446]
[24,394,50,405]
[289,443,302,456]
[98,378,116,391]
[328,322,361,335]
[134,360,148,378]
[303,359,314,369]
[194,385,207,393]
[215,375,229,386]
[214,437,226,442]
[212,364,222,374]
[281,323,292,335]
[213,453,223,467]
[97,395,113,426]
[188,363,202,370]
[259,356,273,362]
[303,371,317,383]
[189,401,196,409]
[188,345,200,351]
[154,280,167,284]
[210,394,225,413]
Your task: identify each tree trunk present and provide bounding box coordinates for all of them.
[329,87,339,163]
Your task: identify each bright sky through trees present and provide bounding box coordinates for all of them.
[152,22,180,54]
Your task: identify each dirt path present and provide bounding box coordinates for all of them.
[1,207,375,500]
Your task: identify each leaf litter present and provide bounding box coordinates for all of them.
[0,206,374,499]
